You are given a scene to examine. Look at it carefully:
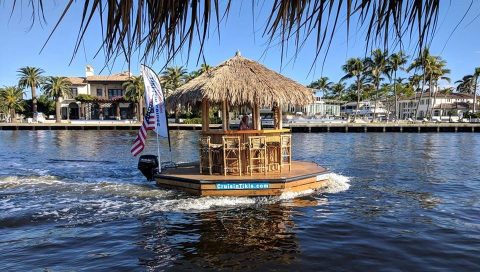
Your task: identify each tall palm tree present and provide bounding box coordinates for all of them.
[472,67,480,113]
[308,77,333,98]
[364,49,390,121]
[342,58,366,119]
[161,66,188,122]
[17,66,44,115]
[0,86,25,123]
[408,48,433,119]
[428,58,450,117]
[389,51,408,119]
[43,77,72,123]
[123,75,145,121]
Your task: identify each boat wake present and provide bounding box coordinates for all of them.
[321,173,351,194]
[0,172,351,226]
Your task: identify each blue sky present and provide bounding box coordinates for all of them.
[1,1,479,98]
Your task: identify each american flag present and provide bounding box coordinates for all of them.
[130,103,156,156]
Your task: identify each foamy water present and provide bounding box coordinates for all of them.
[0,171,350,225]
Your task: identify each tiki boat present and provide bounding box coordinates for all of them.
[138,52,330,197]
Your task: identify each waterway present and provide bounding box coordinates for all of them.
[0,131,479,271]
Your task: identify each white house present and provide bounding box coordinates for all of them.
[341,100,389,119]
[286,90,342,116]
[397,92,475,120]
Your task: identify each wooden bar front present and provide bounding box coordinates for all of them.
[202,128,290,174]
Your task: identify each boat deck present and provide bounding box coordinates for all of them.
[155,161,330,196]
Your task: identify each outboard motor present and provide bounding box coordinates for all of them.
[138,155,159,181]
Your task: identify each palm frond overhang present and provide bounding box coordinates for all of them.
[167,54,314,108]
[13,0,441,62]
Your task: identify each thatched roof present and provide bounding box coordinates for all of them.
[169,52,314,107]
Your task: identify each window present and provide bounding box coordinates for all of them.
[108,89,123,99]
[70,88,78,98]
[96,89,103,97]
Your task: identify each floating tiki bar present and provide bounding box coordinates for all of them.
[157,52,330,196]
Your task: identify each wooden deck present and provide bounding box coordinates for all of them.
[155,161,330,196]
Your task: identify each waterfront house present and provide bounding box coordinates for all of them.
[64,65,133,120]
[397,91,475,120]
[340,100,389,119]
[285,90,342,117]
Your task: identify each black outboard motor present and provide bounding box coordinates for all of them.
[138,155,159,181]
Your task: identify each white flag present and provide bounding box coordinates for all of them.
[141,65,169,138]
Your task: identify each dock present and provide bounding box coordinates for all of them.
[1,122,480,132]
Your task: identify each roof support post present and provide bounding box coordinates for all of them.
[202,98,210,132]
[253,102,261,130]
[272,102,282,129]
[222,99,228,131]
[278,104,283,129]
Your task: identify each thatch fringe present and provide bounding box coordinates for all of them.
[168,53,314,108]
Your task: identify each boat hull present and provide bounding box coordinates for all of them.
[155,161,329,197]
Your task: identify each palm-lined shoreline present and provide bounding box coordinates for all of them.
[1,49,479,124]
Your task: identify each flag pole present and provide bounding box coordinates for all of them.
[142,64,173,163]
[156,132,162,173]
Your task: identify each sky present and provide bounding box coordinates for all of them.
[1,1,480,98]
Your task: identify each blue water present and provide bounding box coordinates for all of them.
[0,131,479,271]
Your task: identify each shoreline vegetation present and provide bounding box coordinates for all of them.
[0,48,479,125]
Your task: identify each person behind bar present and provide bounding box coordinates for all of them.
[239,115,250,130]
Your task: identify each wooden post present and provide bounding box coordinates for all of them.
[201,98,210,132]
[222,99,228,131]
[278,104,283,129]
[254,103,261,130]
[251,104,256,130]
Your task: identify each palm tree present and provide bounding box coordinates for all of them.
[43,77,72,123]
[472,67,480,113]
[428,57,450,117]
[308,77,333,98]
[0,86,25,123]
[389,51,408,120]
[199,63,212,74]
[161,66,188,122]
[456,75,474,94]
[342,58,366,120]
[408,48,433,119]
[331,82,346,100]
[123,75,145,121]
[17,66,44,115]
[364,49,389,121]
[161,66,188,97]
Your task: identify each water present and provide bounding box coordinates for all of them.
[0,131,479,271]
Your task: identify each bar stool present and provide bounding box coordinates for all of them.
[266,135,280,171]
[222,136,242,176]
[199,136,222,175]
[280,134,292,172]
[247,136,267,175]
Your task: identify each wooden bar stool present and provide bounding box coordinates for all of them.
[247,136,267,175]
[199,136,222,175]
[222,136,242,176]
[280,134,292,172]
[266,135,280,171]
